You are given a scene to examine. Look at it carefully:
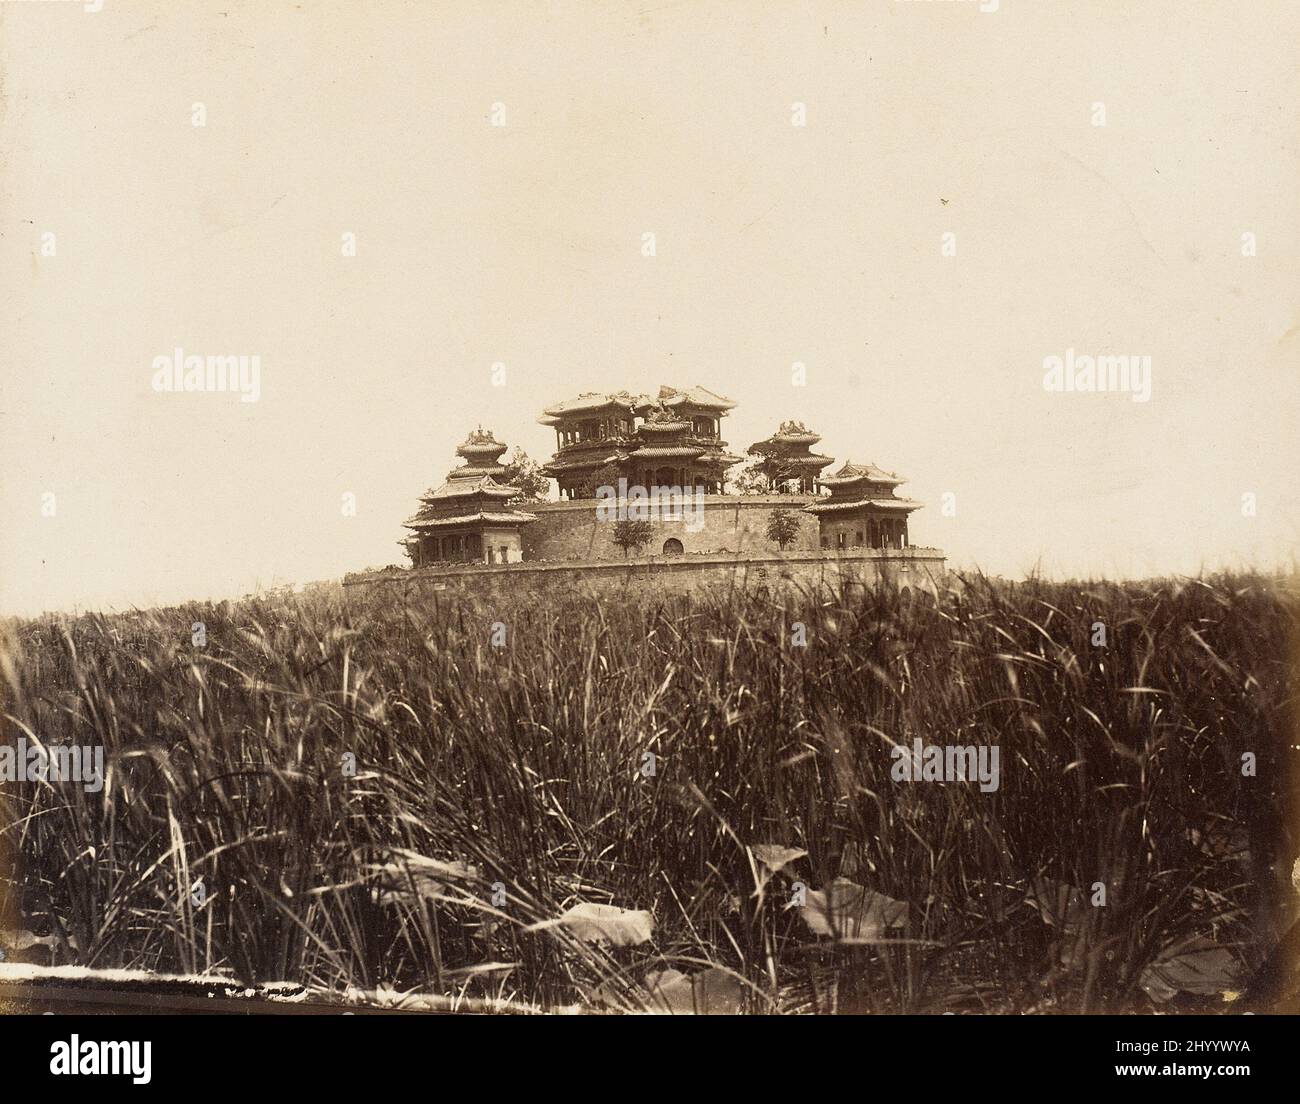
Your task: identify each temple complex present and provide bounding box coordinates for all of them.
[394,385,933,568]
[745,421,834,494]
[402,429,537,566]
[352,382,945,603]
[805,460,923,549]
[540,386,741,498]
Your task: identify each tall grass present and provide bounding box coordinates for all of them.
[2,572,1296,1012]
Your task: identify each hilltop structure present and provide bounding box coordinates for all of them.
[402,429,537,566]
[806,461,923,550]
[746,421,834,494]
[347,383,942,603]
[392,385,927,566]
[536,390,639,499]
[539,386,741,498]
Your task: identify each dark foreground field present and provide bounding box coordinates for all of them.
[2,574,1297,1013]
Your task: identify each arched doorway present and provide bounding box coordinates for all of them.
[662,538,684,556]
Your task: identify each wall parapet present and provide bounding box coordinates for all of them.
[344,546,946,599]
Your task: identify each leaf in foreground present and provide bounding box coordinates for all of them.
[752,844,807,873]
[797,879,908,941]
[1139,939,1241,1003]
[643,967,744,1014]
[558,903,655,946]
[370,852,479,906]
[1025,877,1086,934]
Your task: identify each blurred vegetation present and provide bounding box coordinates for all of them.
[1,572,1296,1013]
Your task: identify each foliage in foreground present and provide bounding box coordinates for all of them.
[1,572,1297,1013]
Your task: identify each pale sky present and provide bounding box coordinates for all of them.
[2,0,1297,616]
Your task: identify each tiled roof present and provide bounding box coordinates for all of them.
[405,510,538,530]
[774,420,819,440]
[456,428,507,454]
[447,464,508,478]
[636,385,736,411]
[540,391,642,418]
[819,459,905,486]
[754,422,822,446]
[540,453,625,472]
[637,421,692,433]
[805,497,922,514]
[420,475,519,501]
[458,443,507,459]
[631,446,706,458]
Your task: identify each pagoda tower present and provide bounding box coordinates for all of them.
[746,421,834,494]
[538,384,742,497]
[402,429,537,566]
[804,460,923,550]
[538,392,640,499]
[450,426,511,479]
[626,386,742,495]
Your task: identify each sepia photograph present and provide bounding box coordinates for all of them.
[1,0,1296,1084]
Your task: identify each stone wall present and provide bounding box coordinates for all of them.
[520,494,821,562]
[480,526,524,563]
[345,547,947,604]
[817,513,910,551]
